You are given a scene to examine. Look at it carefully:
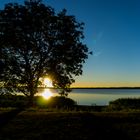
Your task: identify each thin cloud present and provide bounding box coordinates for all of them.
[94,51,102,57]
[93,31,104,45]
[97,31,104,41]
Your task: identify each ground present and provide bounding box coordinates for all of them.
[0,108,140,140]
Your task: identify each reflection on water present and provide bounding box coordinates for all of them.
[41,89,53,99]
[37,88,140,105]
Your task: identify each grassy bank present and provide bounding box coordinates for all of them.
[0,109,140,140]
[1,96,140,139]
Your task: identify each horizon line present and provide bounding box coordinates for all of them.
[38,86,140,89]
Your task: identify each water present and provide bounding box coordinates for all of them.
[38,88,140,106]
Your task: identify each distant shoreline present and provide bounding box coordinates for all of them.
[71,87,140,89]
[38,87,140,89]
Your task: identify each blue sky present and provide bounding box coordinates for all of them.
[1,0,140,87]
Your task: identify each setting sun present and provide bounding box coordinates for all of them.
[42,89,53,99]
[44,78,53,87]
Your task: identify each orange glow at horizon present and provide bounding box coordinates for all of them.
[72,81,140,88]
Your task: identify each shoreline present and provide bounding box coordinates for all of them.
[38,87,140,89]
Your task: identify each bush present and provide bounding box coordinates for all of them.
[0,95,28,108]
[0,95,77,109]
[108,98,140,111]
[36,96,77,109]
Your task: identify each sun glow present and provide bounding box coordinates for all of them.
[44,78,53,87]
[42,89,53,99]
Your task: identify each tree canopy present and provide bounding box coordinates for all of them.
[0,0,91,105]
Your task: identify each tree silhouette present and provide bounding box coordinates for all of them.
[0,0,91,106]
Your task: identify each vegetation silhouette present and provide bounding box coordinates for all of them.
[108,98,140,111]
[0,94,28,108]
[36,96,77,109]
[0,0,91,106]
[0,94,77,110]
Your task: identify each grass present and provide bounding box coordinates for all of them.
[0,107,17,114]
[0,109,140,140]
[1,97,140,139]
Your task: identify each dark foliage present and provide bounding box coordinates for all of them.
[36,96,77,109]
[0,94,27,108]
[0,0,90,105]
[109,98,140,110]
[0,94,76,109]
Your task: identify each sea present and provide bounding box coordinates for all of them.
[38,88,140,106]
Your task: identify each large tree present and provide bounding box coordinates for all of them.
[0,0,91,105]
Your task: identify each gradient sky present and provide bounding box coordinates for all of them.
[1,0,140,87]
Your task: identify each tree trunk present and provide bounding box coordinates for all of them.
[27,89,35,107]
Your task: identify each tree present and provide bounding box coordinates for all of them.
[0,0,91,106]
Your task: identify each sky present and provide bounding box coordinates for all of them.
[1,0,140,87]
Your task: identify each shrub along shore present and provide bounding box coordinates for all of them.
[0,94,140,111]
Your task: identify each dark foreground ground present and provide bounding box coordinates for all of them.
[0,108,140,140]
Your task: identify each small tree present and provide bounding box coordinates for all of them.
[0,0,91,106]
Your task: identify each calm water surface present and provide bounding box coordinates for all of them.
[38,88,140,105]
